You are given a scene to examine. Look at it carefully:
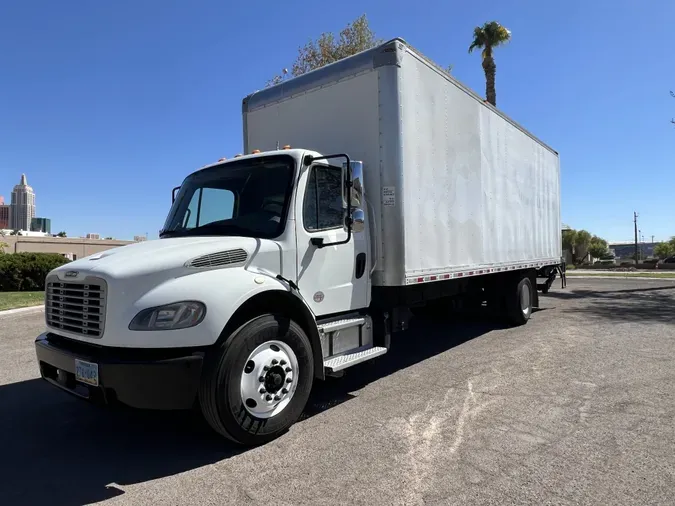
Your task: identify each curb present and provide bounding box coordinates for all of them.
[566,275,675,281]
[0,304,45,318]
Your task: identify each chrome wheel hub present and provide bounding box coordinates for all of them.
[240,340,299,419]
[520,282,531,317]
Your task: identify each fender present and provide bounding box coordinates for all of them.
[217,286,325,380]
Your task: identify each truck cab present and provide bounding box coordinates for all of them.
[35,148,380,446]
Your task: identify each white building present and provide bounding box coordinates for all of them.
[9,174,36,231]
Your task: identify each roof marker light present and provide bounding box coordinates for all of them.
[252,149,261,154]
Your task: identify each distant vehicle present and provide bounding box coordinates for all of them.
[663,256,675,264]
[34,38,565,446]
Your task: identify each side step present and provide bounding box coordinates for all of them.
[323,346,387,373]
[318,317,365,333]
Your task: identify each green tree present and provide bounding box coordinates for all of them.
[267,14,381,87]
[56,231,67,237]
[562,228,599,264]
[0,242,8,254]
[588,235,610,259]
[562,229,577,251]
[468,21,511,107]
[654,241,675,259]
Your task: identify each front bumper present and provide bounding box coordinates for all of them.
[35,333,204,410]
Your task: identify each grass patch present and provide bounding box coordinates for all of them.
[566,271,675,279]
[0,291,45,311]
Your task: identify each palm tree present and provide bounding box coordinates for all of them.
[468,21,511,107]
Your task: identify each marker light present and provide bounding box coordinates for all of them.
[283,145,291,150]
[252,149,261,154]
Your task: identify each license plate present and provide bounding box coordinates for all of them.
[75,359,99,386]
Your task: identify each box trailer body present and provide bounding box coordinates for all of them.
[34,38,565,446]
[244,38,562,287]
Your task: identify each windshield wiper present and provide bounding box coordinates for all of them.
[183,223,253,237]
[159,228,185,238]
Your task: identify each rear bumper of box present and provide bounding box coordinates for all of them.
[35,333,205,410]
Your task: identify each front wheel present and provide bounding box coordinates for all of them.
[199,315,314,446]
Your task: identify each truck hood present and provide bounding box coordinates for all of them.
[51,236,263,280]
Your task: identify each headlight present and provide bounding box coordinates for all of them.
[129,301,206,331]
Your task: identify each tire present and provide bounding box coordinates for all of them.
[199,314,314,446]
[506,276,533,326]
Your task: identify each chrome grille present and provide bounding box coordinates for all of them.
[186,249,248,268]
[46,278,107,338]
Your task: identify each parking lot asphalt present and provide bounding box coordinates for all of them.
[0,278,673,506]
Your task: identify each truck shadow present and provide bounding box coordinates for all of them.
[0,379,240,506]
[542,284,675,324]
[0,313,497,506]
[303,313,502,419]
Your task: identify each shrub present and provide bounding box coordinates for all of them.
[0,253,71,291]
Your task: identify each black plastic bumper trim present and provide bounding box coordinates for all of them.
[35,333,204,410]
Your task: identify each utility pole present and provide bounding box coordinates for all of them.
[634,212,639,265]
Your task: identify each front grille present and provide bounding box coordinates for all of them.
[46,278,107,338]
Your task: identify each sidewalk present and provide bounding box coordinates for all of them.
[0,304,44,318]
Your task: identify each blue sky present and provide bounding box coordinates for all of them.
[1,0,673,242]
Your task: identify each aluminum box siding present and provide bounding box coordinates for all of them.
[398,48,561,277]
[243,70,390,281]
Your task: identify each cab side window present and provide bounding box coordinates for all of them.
[303,165,344,231]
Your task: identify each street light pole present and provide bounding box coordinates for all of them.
[634,212,639,265]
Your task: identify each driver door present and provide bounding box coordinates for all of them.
[296,163,369,316]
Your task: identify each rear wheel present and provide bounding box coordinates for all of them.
[199,315,314,446]
[506,275,533,325]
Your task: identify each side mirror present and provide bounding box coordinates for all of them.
[350,161,363,209]
[352,208,365,233]
[172,186,180,203]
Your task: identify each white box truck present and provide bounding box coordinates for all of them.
[35,38,564,446]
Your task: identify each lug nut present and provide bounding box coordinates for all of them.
[280,360,287,366]
[263,366,270,371]
[259,376,265,382]
[271,359,278,365]
[286,377,292,383]
[274,395,281,401]
[266,394,273,401]
[260,388,266,394]
[285,367,291,373]
[281,388,288,394]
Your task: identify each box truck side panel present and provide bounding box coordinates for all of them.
[398,48,561,279]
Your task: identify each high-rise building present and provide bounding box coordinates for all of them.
[0,196,9,229]
[86,233,100,240]
[31,217,51,234]
[10,174,36,231]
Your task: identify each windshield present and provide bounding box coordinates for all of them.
[160,155,295,239]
